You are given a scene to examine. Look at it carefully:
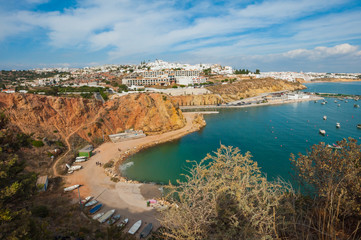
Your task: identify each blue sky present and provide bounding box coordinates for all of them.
[0,0,361,72]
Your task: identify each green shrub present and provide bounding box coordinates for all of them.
[31,205,49,218]
[32,140,44,148]
[103,160,114,168]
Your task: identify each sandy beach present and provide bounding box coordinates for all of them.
[64,112,204,235]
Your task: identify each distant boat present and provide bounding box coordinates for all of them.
[64,184,80,192]
[128,220,142,235]
[140,223,153,238]
[319,129,326,135]
[323,116,327,120]
[89,204,103,214]
[98,209,115,223]
[92,212,104,220]
[327,143,342,149]
[117,218,129,228]
[81,196,92,204]
[354,104,360,108]
[314,100,318,103]
[337,104,341,107]
[85,199,97,207]
[336,123,340,128]
[107,214,121,225]
[345,100,348,103]
[321,102,326,105]
[357,124,361,129]
[334,100,337,103]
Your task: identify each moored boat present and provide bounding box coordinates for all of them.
[98,209,115,223]
[81,196,92,204]
[336,123,340,128]
[323,116,327,120]
[89,204,103,214]
[64,184,80,192]
[354,104,360,108]
[128,220,142,234]
[140,223,153,238]
[107,214,121,225]
[92,212,104,220]
[321,102,326,105]
[85,199,97,207]
[319,129,326,135]
[357,124,361,129]
[327,143,342,149]
[117,218,129,228]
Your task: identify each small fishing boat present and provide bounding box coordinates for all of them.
[334,100,337,103]
[64,184,80,192]
[75,158,87,163]
[337,104,341,107]
[81,196,92,204]
[321,102,326,105]
[117,218,129,228]
[314,100,318,103]
[92,212,104,220]
[98,209,115,223]
[354,104,360,108]
[327,143,342,149]
[345,100,348,103]
[140,223,153,238]
[76,156,87,160]
[128,220,142,234]
[319,129,326,135]
[107,214,121,225]
[85,199,97,207]
[357,124,361,129]
[323,116,327,120]
[89,204,103,214]
[336,123,340,128]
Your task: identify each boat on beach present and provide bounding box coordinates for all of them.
[98,209,115,223]
[81,196,92,204]
[85,199,97,207]
[140,223,153,238]
[107,214,121,225]
[92,212,104,220]
[89,204,103,214]
[117,218,129,228]
[128,220,142,234]
[319,129,326,135]
[64,184,80,192]
[75,158,87,163]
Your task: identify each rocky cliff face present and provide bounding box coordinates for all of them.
[207,78,306,102]
[170,94,224,106]
[0,93,186,144]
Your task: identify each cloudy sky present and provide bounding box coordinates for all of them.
[1,0,361,72]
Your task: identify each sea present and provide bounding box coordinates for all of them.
[121,82,361,185]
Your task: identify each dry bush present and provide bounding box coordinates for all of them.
[160,145,295,240]
[290,138,361,239]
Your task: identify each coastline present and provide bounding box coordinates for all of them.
[306,79,361,83]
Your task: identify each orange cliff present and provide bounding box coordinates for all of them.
[0,93,186,144]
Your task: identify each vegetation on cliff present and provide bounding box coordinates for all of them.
[161,139,361,239]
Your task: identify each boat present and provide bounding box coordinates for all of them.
[334,100,337,103]
[64,184,80,192]
[81,196,92,204]
[92,212,104,220]
[327,143,342,149]
[98,209,115,223]
[336,123,340,128]
[314,100,318,103]
[107,214,121,225]
[75,158,87,163]
[319,129,326,135]
[357,124,361,129]
[128,220,142,234]
[321,102,326,105]
[323,116,327,120]
[89,204,103,214]
[354,104,360,108]
[337,104,341,107]
[76,156,87,160]
[140,223,153,238]
[85,199,98,207]
[345,100,348,103]
[117,218,129,228]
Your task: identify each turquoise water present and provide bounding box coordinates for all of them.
[303,81,361,95]
[121,82,361,184]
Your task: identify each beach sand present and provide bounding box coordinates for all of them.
[64,112,203,235]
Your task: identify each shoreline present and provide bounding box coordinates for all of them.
[305,79,361,83]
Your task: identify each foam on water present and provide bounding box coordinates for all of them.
[119,161,134,173]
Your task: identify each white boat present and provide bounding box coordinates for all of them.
[319,129,326,135]
[336,123,340,128]
[323,116,327,120]
[117,218,129,228]
[66,164,82,173]
[345,100,348,103]
[85,199,98,207]
[337,104,341,107]
[98,209,115,223]
[76,156,87,160]
[75,158,87,163]
[64,184,80,192]
[128,220,142,234]
[92,212,104,220]
[81,196,93,204]
[321,102,326,105]
[334,100,337,103]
